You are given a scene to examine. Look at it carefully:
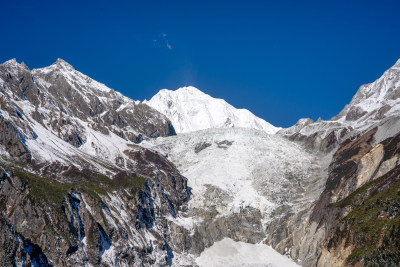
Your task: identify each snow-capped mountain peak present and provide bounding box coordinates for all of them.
[3,58,18,65]
[52,58,75,70]
[0,58,175,164]
[145,86,280,134]
[394,58,400,68]
[335,58,400,125]
[175,85,203,94]
[32,58,113,94]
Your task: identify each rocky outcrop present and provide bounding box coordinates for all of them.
[0,145,190,266]
[0,57,189,265]
[272,59,400,266]
[0,119,31,161]
[0,59,175,150]
[278,126,400,266]
[280,59,400,154]
[169,205,265,257]
[314,130,400,266]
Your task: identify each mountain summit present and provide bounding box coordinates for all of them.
[145,86,280,134]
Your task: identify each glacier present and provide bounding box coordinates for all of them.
[2,57,400,266]
[144,127,330,266]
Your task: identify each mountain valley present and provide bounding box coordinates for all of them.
[1,58,400,266]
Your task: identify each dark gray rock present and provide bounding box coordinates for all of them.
[0,119,31,161]
[194,142,211,153]
[0,59,176,150]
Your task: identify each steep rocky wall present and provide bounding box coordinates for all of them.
[315,131,400,266]
[0,119,31,162]
[168,200,266,257]
[0,146,190,266]
[0,59,175,149]
[281,127,400,266]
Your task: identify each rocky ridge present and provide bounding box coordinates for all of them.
[269,59,400,266]
[0,59,189,266]
[279,58,400,153]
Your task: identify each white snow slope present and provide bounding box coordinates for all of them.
[196,238,299,267]
[147,128,324,223]
[145,128,327,266]
[145,86,280,134]
[0,59,166,174]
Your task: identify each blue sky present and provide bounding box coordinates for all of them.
[2,0,400,127]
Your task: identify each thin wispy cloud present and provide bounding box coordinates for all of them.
[166,40,172,50]
[153,33,173,50]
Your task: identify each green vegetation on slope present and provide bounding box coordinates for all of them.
[334,167,400,265]
[10,168,145,207]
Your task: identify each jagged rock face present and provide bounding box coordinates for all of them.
[322,128,378,204]
[32,60,176,141]
[0,215,20,266]
[268,59,400,266]
[278,124,400,267]
[169,206,265,257]
[0,149,190,266]
[0,59,175,151]
[0,119,31,161]
[279,59,400,153]
[279,118,353,152]
[337,59,400,123]
[0,58,189,266]
[313,130,400,267]
[0,61,39,107]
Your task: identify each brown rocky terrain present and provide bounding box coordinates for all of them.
[270,59,400,266]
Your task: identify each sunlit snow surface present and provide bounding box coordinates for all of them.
[146,127,320,220]
[144,127,325,266]
[196,238,299,267]
[0,59,146,173]
[145,86,280,134]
